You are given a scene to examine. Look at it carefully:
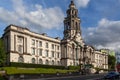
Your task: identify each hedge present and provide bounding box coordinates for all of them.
[68,66,80,70]
[9,62,65,69]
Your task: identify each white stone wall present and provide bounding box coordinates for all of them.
[4,25,61,66]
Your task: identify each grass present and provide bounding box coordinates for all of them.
[0,67,75,75]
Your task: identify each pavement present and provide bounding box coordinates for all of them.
[22,73,106,80]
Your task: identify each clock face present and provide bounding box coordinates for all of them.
[65,33,70,38]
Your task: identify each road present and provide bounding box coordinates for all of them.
[24,74,105,80]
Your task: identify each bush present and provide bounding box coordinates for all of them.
[3,67,75,75]
[9,62,65,69]
[68,66,80,70]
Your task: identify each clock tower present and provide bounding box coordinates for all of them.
[61,0,84,66]
[63,0,81,39]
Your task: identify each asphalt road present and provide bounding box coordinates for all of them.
[25,74,105,80]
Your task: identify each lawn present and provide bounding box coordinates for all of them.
[0,67,75,75]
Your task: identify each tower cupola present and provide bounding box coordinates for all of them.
[69,0,75,9]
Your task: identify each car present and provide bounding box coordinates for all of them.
[104,71,120,79]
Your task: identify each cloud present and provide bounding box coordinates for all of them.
[0,0,64,33]
[84,18,120,52]
[75,0,90,8]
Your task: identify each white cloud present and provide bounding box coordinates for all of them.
[84,18,120,52]
[75,0,90,8]
[0,0,64,33]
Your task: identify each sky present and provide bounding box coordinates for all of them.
[0,0,120,53]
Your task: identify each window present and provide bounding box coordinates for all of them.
[52,44,54,49]
[18,37,23,43]
[45,60,49,65]
[32,48,35,55]
[51,60,54,65]
[57,61,60,65]
[39,59,43,64]
[39,49,42,56]
[39,41,42,47]
[32,39,35,45]
[57,46,59,50]
[36,40,38,47]
[46,42,48,48]
[45,50,49,57]
[57,52,60,58]
[18,56,24,63]
[31,58,35,64]
[51,51,54,57]
[18,45,23,54]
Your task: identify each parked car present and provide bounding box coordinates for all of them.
[104,71,120,79]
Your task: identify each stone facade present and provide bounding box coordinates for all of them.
[2,0,108,69]
[3,25,61,66]
[94,50,108,69]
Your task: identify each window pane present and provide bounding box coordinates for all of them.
[32,39,35,45]
[57,52,59,58]
[52,44,54,49]
[45,50,49,57]
[39,41,42,47]
[18,45,23,54]
[52,51,54,57]
[18,37,23,43]
[32,48,35,55]
[46,43,48,48]
[46,60,49,65]
[52,60,54,65]
[18,56,24,63]
[39,49,42,56]
[32,58,35,64]
[39,59,43,64]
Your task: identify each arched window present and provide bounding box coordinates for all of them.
[39,59,43,64]
[45,60,49,65]
[57,61,60,65]
[51,60,54,65]
[18,56,24,63]
[31,58,36,64]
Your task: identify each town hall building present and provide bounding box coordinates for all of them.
[2,1,108,69]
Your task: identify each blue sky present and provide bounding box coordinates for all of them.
[0,0,120,52]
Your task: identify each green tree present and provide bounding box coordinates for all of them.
[108,55,116,70]
[0,38,6,66]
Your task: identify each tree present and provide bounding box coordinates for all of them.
[0,38,6,66]
[108,55,116,70]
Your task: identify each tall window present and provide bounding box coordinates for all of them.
[32,48,35,55]
[46,42,48,48]
[51,51,54,57]
[45,50,49,57]
[32,39,35,45]
[45,60,49,65]
[31,58,35,64]
[39,49,42,56]
[39,41,42,47]
[57,52,60,58]
[51,44,54,49]
[57,46,59,50]
[39,59,43,64]
[51,60,55,65]
[18,56,24,63]
[57,61,60,65]
[18,45,23,54]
